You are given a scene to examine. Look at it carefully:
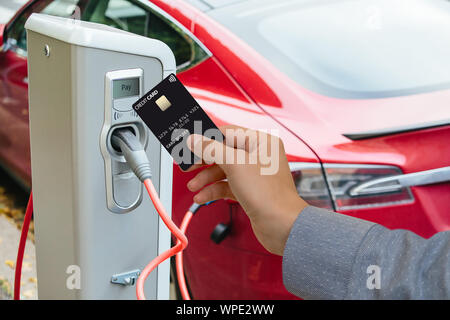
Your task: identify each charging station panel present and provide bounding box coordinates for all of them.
[26,14,175,299]
[102,68,147,214]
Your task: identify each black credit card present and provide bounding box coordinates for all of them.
[133,73,224,171]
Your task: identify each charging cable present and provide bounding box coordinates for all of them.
[175,202,201,300]
[140,179,189,300]
[112,128,192,300]
[14,191,33,300]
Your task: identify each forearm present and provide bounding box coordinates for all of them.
[282,206,450,299]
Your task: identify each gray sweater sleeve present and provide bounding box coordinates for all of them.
[282,206,450,299]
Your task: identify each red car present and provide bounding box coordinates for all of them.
[1,0,449,299]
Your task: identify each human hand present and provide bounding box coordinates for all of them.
[186,125,307,255]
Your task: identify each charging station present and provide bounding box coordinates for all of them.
[25,14,176,299]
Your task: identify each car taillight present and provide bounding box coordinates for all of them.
[290,163,414,211]
[324,164,414,211]
[289,163,334,209]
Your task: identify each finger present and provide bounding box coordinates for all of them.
[187,134,247,174]
[183,146,212,172]
[183,163,206,172]
[187,164,226,192]
[193,181,235,204]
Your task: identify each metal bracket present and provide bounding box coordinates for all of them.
[111,269,141,286]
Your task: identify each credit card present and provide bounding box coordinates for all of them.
[133,73,224,171]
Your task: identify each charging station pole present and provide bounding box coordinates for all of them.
[25,14,176,299]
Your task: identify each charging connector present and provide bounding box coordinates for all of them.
[111,128,152,182]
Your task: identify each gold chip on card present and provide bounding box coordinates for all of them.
[155,95,171,111]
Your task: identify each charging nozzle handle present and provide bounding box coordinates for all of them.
[111,128,152,182]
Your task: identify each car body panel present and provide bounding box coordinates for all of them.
[0,48,30,185]
[169,0,450,298]
[186,0,450,227]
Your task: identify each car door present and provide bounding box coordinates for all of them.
[0,0,211,186]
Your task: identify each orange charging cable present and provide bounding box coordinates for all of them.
[112,127,196,300]
[136,178,190,300]
[176,210,194,300]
